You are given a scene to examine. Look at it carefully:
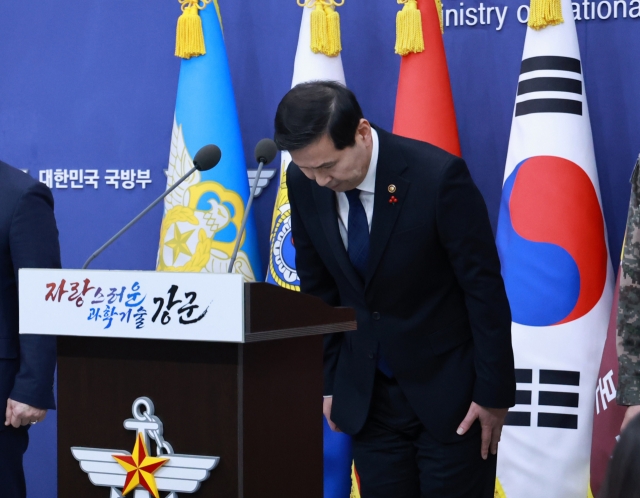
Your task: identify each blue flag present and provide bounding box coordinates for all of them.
[158,3,261,280]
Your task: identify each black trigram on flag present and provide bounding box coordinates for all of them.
[505,368,580,429]
[515,56,583,117]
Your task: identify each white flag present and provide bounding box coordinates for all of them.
[265,6,353,496]
[494,0,613,496]
[266,5,346,288]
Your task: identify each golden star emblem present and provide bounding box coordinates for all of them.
[113,433,169,498]
[165,224,195,263]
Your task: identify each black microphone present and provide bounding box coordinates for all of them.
[193,144,222,172]
[82,144,222,269]
[254,138,278,165]
[227,139,278,273]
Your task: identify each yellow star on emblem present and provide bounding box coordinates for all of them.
[165,224,195,264]
[113,433,169,498]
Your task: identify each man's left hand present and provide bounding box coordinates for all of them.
[457,401,508,460]
[5,399,47,428]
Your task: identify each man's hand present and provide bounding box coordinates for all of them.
[457,401,508,460]
[5,399,47,428]
[621,405,640,432]
[323,397,341,432]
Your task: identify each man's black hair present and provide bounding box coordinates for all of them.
[273,81,364,151]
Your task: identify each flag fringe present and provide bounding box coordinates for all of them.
[494,478,507,498]
[435,0,444,34]
[528,0,564,30]
[300,0,343,57]
[395,0,424,56]
[350,462,361,498]
[175,0,213,59]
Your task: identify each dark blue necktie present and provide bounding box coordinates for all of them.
[345,189,369,279]
[345,189,393,377]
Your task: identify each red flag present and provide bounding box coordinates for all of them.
[589,161,640,496]
[589,268,627,496]
[392,0,461,156]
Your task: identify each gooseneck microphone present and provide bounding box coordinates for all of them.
[227,138,278,273]
[82,144,222,269]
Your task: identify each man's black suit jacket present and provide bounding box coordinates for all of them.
[287,127,515,441]
[0,161,60,424]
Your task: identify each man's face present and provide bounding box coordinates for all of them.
[289,119,372,192]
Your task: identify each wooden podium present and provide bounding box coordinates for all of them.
[19,270,355,498]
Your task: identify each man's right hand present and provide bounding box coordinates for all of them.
[621,404,640,432]
[323,396,341,432]
[5,399,47,428]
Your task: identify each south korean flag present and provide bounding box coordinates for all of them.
[494,0,614,497]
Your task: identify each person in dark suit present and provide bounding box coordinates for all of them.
[0,160,60,497]
[274,82,515,497]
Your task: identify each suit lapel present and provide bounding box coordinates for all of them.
[311,183,364,291]
[366,128,410,285]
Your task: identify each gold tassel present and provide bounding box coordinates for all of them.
[325,4,342,57]
[175,1,207,59]
[310,1,328,54]
[395,0,424,56]
[435,0,444,34]
[528,0,564,30]
[301,0,343,57]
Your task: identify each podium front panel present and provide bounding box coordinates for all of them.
[57,334,323,497]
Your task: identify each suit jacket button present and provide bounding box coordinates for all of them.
[368,352,374,359]
[372,312,380,320]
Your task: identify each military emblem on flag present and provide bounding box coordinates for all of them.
[495,0,613,495]
[266,153,299,290]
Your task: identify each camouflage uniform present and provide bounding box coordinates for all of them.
[617,156,640,405]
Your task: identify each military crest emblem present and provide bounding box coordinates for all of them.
[72,397,219,497]
[266,156,300,291]
[157,119,256,280]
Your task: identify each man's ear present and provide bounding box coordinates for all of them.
[356,119,372,143]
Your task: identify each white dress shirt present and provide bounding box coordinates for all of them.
[336,128,379,249]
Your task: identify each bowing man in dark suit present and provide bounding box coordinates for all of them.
[275,82,515,497]
[0,161,60,498]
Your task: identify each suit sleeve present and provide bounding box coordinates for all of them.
[9,182,60,410]
[436,157,516,408]
[287,169,341,396]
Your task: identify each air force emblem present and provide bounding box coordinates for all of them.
[71,397,219,498]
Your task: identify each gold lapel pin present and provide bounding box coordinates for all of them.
[388,184,396,193]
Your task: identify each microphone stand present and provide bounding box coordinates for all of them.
[227,159,266,273]
[82,166,197,270]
